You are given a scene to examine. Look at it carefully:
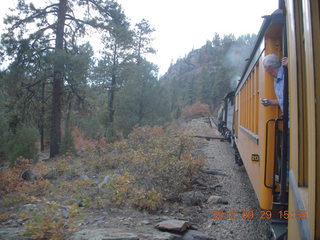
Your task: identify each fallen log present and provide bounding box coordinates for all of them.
[200,169,227,176]
[192,135,227,141]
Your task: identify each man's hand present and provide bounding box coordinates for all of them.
[282,57,288,67]
[261,98,278,106]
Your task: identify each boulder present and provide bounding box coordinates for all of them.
[98,175,111,189]
[181,191,206,206]
[155,220,192,233]
[207,195,228,205]
[21,169,39,181]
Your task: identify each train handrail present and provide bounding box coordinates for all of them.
[272,118,283,195]
[264,119,276,189]
[264,118,283,190]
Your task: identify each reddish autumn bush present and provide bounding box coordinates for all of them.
[181,102,211,119]
[71,127,105,153]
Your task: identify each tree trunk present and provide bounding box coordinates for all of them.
[108,76,115,124]
[40,79,45,152]
[50,0,67,158]
[108,44,117,124]
[137,80,145,124]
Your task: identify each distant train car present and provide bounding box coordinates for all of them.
[217,91,234,142]
[232,0,319,239]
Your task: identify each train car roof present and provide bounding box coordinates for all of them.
[235,9,284,92]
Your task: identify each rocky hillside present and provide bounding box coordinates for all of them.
[159,33,256,115]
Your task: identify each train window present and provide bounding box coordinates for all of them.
[294,0,308,186]
[239,65,260,137]
[255,63,259,134]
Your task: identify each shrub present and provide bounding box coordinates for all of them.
[106,126,203,204]
[0,115,9,163]
[77,116,104,139]
[181,102,211,119]
[71,127,105,153]
[23,205,78,240]
[60,121,75,155]
[133,188,163,212]
[2,126,38,164]
[109,172,134,206]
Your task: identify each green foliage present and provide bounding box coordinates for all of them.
[114,60,170,136]
[77,116,104,139]
[0,115,9,160]
[60,122,75,155]
[1,0,129,157]
[105,123,118,142]
[2,126,38,164]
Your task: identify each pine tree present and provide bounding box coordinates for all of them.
[1,0,127,157]
[94,12,132,140]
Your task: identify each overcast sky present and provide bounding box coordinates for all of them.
[117,0,278,75]
[0,0,278,76]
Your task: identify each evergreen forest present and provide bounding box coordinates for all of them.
[0,0,256,164]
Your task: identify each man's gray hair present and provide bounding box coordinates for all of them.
[263,54,281,69]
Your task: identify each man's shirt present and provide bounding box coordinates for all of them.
[274,66,284,112]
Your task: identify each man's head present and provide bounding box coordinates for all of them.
[263,54,281,78]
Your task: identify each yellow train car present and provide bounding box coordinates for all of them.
[286,0,319,239]
[233,8,284,210]
[232,0,319,239]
